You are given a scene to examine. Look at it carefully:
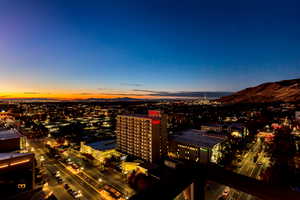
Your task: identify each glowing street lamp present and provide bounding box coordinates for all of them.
[40,156,45,162]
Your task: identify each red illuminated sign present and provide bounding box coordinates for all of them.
[148,110,161,117]
[152,120,161,125]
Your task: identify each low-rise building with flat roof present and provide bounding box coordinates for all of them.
[201,123,249,138]
[0,128,27,152]
[201,124,224,133]
[168,129,226,164]
[80,140,120,165]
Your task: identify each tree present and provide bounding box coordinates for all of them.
[270,127,295,185]
[57,122,84,143]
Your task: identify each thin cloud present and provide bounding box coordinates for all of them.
[0,98,57,101]
[76,92,94,95]
[97,87,121,91]
[133,89,232,97]
[132,89,162,93]
[23,92,40,94]
[121,83,143,87]
[74,89,231,98]
[99,93,146,96]
[0,95,12,98]
[97,88,107,90]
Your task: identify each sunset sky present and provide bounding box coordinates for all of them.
[1,1,300,99]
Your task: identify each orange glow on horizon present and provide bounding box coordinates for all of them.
[0,91,156,100]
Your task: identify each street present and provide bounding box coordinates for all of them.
[29,138,135,200]
[205,137,270,200]
[65,148,134,196]
[29,139,103,200]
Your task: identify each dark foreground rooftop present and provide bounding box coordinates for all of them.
[0,128,23,140]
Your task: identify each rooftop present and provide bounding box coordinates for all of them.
[0,152,33,161]
[0,128,23,140]
[86,139,116,151]
[118,110,162,120]
[172,129,226,148]
[202,123,245,128]
[118,114,160,120]
[202,124,224,128]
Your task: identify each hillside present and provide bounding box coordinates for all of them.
[219,78,300,104]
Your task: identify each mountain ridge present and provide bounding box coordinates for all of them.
[219,78,300,104]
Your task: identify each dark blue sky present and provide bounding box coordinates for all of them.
[0,0,300,98]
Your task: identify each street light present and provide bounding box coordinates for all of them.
[98,178,102,182]
[40,156,45,162]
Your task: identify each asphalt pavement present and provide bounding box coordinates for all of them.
[205,137,270,200]
[29,140,103,200]
[65,148,134,196]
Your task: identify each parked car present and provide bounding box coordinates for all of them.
[222,186,230,197]
[56,177,63,184]
[64,184,70,190]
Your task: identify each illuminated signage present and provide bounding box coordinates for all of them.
[0,159,30,169]
[178,144,198,151]
[148,110,161,118]
[152,120,161,125]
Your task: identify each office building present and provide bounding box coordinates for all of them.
[201,123,249,138]
[0,152,35,197]
[116,110,167,163]
[168,129,226,164]
[0,128,27,152]
[80,139,120,165]
[0,129,35,198]
[201,124,224,133]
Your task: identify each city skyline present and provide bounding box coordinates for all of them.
[1,0,300,99]
[1,1,300,200]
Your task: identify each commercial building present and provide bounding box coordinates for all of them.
[116,110,167,163]
[80,139,120,165]
[120,161,148,175]
[0,129,35,198]
[168,129,226,164]
[201,124,224,133]
[0,128,27,152]
[201,123,249,138]
[0,153,35,197]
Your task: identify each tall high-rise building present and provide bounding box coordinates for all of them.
[116,110,167,163]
